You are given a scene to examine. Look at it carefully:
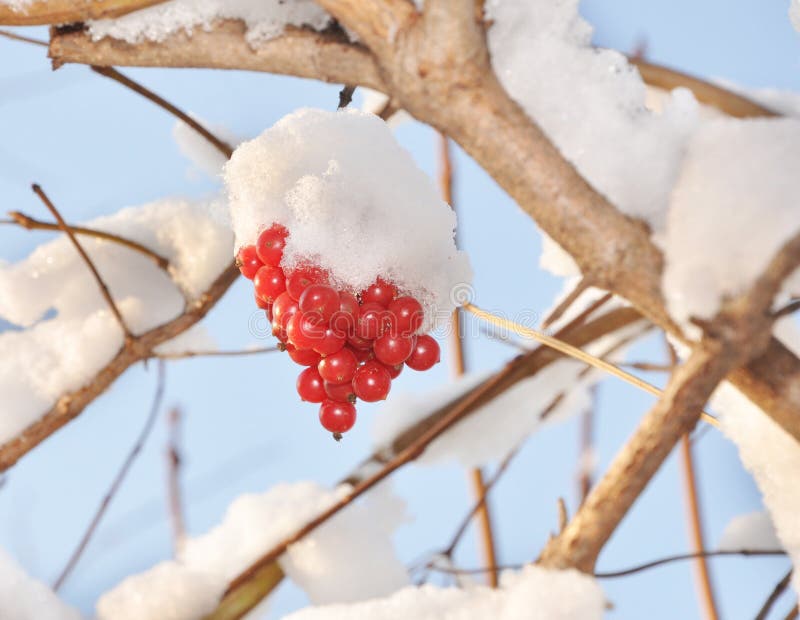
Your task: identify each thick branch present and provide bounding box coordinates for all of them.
[50,22,387,91]
[538,344,737,572]
[0,0,167,26]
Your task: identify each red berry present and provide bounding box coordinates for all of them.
[272,292,299,333]
[406,334,440,371]
[373,333,415,366]
[357,302,390,340]
[286,311,325,350]
[299,284,340,322]
[382,361,403,379]
[319,400,356,434]
[361,278,397,307]
[255,223,288,267]
[347,333,373,351]
[254,265,286,303]
[286,343,322,366]
[387,296,424,336]
[324,380,356,403]
[314,326,346,356]
[237,245,263,280]
[286,266,328,301]
[352,361,392,402]
[297,367,325,402]
[255,294,270,310]
[350,346,374,364]
[318,348,358,384]
[330,291,360,339]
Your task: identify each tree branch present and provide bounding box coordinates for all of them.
[50,22,387,91]
[0,0,167,26]
[32,183,134,342]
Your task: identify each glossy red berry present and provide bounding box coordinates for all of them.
[406,334,440,371]
[299,284,340,322]
[286,343,322,366]
[237,245,263,280]
[314,326,347,356]
[324,380,356,403]
[373,333,415,366]
[286,266,328,301]
[318,348,358,384]
[350,346,374,364]
[272,292,298,333]
[255,223,288,267]
[319,400,357,434]
[387,296,424,336]
[381,361,404,379]
[330,291,359,338]
[254,294,270,310]
[286,311,325,350]
[347,333,373,351]
[352,361,392,402]
[254,265,286,303]
[297,367,325,402]
[361,278,397,307]
[357,302,389,340]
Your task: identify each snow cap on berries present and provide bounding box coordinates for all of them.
[224,108,472,329]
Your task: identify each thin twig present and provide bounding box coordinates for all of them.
[90,66,234,159]
[619,361,673,372]
[773,299,800,320]
[53,361,166,591]
[337,84,356,108]
[153,346,279,360]
[439,130,499,588]
[785,605,799,620]
[755,569,794,620]
[577,387,596,504]
[0,29,46,46]
[5,210,170,271]
[165,407,187,556]
[542,278,591,329]
[32,184,134,342]
[680,435,719,620]
[426,549,786,579]
[463,303,720,429]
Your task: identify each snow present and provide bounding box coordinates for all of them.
[791,0,800,33]
[713,383,800,599]
[0,0,32,11]
[485,0,699,230]
[97,481,409,619]
[661,118,800,327]
[360,88,412,128]
[87,0,332,46]
[172,117,241,180]
[0,548,82,620]
[225,108,472,329]
[0,198,232,443]
[284,564,605,620]
[718,511,782,552]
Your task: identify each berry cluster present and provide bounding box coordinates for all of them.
[238,223,441,438]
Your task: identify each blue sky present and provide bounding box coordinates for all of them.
[0,1,798,618]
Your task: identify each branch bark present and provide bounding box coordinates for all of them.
[0,0,167,26]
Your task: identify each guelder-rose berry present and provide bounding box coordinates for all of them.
[297,367,325,402]
[373,333,415,366]
[255,223,288,267]
[237,245,262,280]
[382,361,403,379]
[406,334,441,371]
[353,361,392,402]
[299,284,340,322]
[388,296,424,336]
[357,302,389,340]
[254,265,286,303]
[324,380,356,403]
[286,266,328,301]
[318,348,358,384]
[314,326,347,356]
[347,333,373,351]
[272,292,298,333]
[286,344,322,367]
[350,346,374,364]
[361,278,397,307]
[287,311,325,350]
[319,400,357,434]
